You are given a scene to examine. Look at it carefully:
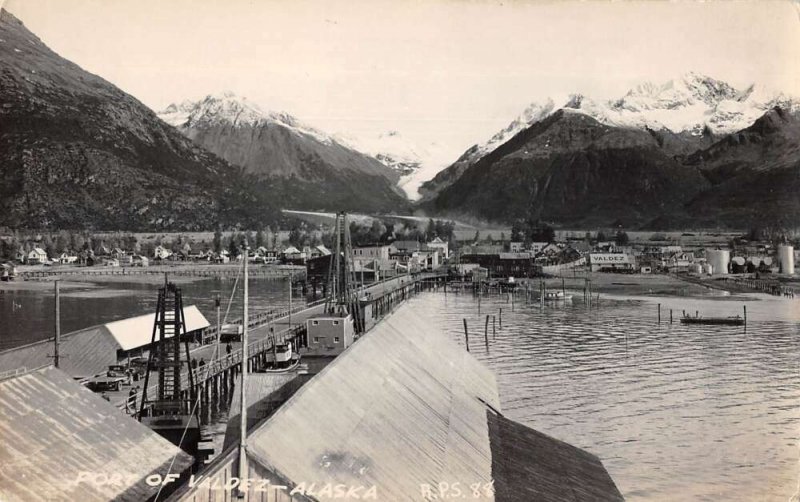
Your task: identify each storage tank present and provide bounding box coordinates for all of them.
[778,245,795,275]
[706,249,730,275]
[702,262,713,275]
[689,263,703,274]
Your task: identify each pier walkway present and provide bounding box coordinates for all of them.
[121,272,446,417]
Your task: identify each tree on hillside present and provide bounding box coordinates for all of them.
[615,230,629,246]
[510,221,524,242]
[213,228,223,253]
[255,229,266,248]
[525,219,555,243]
[288,228,303,247]
[228,236,240,257]
[425,219,436,241]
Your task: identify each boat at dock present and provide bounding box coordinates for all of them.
[680,315,744,326]
[260,341,301,373]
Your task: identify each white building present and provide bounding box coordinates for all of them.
[27,247,48,264]
[426,237,449,259]
[353,245,393,261]
[153,245,172,260]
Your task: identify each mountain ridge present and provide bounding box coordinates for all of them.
[0,8,278,230]
[420,73,799,201]
[157,93,412,213]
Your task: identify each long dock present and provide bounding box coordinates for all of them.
[17,263,306,280]
[120,273,447,418]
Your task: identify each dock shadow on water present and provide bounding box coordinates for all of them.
[412,290,800,502]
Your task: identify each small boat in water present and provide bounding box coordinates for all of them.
[680,315,744,326]
[538,291,572,302]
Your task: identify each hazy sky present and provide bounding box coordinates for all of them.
[4,0,800,159]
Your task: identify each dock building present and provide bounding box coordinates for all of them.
[0,306,210,380]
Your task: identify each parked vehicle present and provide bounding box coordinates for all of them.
[220,324,244,342]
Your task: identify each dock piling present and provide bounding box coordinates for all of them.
[484,315,490,351]
[463,319,470,352]
[658,303,661,324]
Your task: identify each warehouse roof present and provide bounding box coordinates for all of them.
[0,366,193,502]
[105,305,210,351]
[0,305,209,378]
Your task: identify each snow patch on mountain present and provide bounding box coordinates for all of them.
[336,130,453,200]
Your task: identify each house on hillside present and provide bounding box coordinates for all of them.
[27,247,48,264]
[58,252,78,264]
[153,245,171,260]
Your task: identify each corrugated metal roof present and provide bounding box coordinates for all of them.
[487,411,624,501]
[245,303,500,501]
[105,305,210,351]
[0,366,193,502]
[0,326,119,378]
[0,305,209,377]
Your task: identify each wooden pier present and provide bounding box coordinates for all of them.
[18,264,306,281]
[122,272,446,420]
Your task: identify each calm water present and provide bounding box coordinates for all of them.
[411,290,800,501]
[0,278,303,351]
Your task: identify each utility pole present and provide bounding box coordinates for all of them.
[238,240,250,490]
[288,269,293,329]
[215,294,221,361]
[54,280,60,368]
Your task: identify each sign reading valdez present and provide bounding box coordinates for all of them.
[588,253,634,265]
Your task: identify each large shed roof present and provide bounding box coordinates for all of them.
[0,305,209,378]
[0,366,193,502]
[105,305,210,351]
[245,303,501,501]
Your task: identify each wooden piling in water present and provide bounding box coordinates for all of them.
[658,303,661,324]
[670,309,673,324]
[484,315,490,351]
[463,319,470,352]
[499,308,503,328]
[492,315,496,340]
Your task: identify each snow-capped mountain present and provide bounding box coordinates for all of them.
[157,92,411,213]
[462,73,799,165]
[159,91,336,145]
[420,73,799,200]
[336,130,453,200]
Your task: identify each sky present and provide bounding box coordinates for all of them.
[4,0,800,167]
